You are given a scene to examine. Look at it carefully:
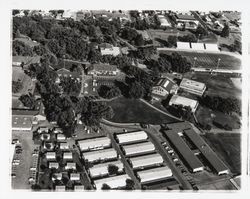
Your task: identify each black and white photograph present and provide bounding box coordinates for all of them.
[1,0,250,198]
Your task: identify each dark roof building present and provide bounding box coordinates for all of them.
[184,129,229,175]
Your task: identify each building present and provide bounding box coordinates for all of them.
[94,174,131,189]
[49,162,59,169]
[129,153,164,169]
[115,131,148,144]
[177,42,191,50]
[137,166,172,184]
[121,142,155,156]
[55,185,65,191]
[57,134,66,141]
[46,152,56,160]
[56,68,81,83]
[74,185,85,191]
[60,142,69,150]
[63,152,73,160]
[12,114,33,131]
[169,95,199,112]
[179,78,206,96]
[99,43,120,56]
[65,162,76,170]
[88,64,119,76]
[77,137,111,151]
[37,127,49,134]
[89,160,124,178]
[82,148,117,162]
[151,77,178,101]
[52,173,62,181]
[70,173,80,181]
[175,14,199,30]
[184,129,229,175]
[158,15,172,27]
[137,30,151,41]
[163,129,204,173]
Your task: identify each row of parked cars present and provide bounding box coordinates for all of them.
[11,139,22,178]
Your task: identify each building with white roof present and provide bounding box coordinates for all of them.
[129,153,164,169]
[70,173,80,181]
[89,160,124,178]
[169,95,199,112]
[55,185,65,191]
[177,42,191,50]
[137,166,172,184]
[99,43,120,56]
[65,162,76,170]
[78,137,111,151]
[82,148,117,162]
[179,78,206,96]
[63,152,73,160]
[191,43,205,50]
[46,152,56,160]
[205,43,219,51]
[60,142,69,150]
[116,131,148,144]
[52,173,62,181]
[49,162,59,169]
[158,15,171,27]
[94,174,131,189]
[122,142,155,156]
[74,185,85,191]
[57,133,66,141]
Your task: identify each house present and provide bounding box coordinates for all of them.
[88,64,119,76]
[74,185,85,191]
[49,162,59,169]
[169,95,199,112]
[99,43,120,56]
[179,78,206,96]
[158,15,172,27]
[151,77,178,101]
[175,14,199,30]
[57,133,66,141]
[77,137,111,151]
[46,152,56,160]
[65,162,76,170]
[55,185,65,191]
[60,142,69,150]
[63,152,73,160]
[70,173,80,181]
[37,127,49,134]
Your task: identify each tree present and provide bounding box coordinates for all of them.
[19,93,36,109]
[221,24,230,37]
[167,35,177,47]
[12,81,23,93]
[129,81,145,99]
[12,40,33,56]
[98,85,121,99]
[178,34,197,42]
[125,179,135,190]
[135,34,144,46]
[107,164,119,175]
[101,183,111,190]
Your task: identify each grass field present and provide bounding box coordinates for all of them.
[107,97,178,124]
[184,73,241,99]
[159,50,241,70]
[202,133,241,175]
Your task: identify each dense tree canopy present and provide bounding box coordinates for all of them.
[19,93,36,109]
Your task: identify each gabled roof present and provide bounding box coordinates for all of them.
[153,77,175,92]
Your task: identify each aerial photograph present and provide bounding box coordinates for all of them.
[11,9,242,191]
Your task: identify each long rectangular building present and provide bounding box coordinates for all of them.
[129,153,163,169]
[89,160,124,178]
[116,131,148,144]
[94,174,131,189]
[82,148,117,162]
[78,137,111,151]
[184,129,229,175]
[137,166,172,184]
[122,142,155,156]
[179,78,206,96]
[163,130,204,172]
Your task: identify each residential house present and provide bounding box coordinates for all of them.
[88,64,119,76]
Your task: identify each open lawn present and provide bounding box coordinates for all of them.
[107,97,178,124]
[159,50,241,70]
[184,73,241,99]
[202,133,241,175]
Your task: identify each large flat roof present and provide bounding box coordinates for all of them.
[89,160,124,178]
[94,174,130,189]
[180,78,206,92]
[184,129,229,174]
[163,130,204,171]
[82,148,117,162]
[137,166,172,183]
[169,95,198,112]
[78,137,111,151]
[116,131,148,144]
[122,141,155,156]
[129,153,163,168]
